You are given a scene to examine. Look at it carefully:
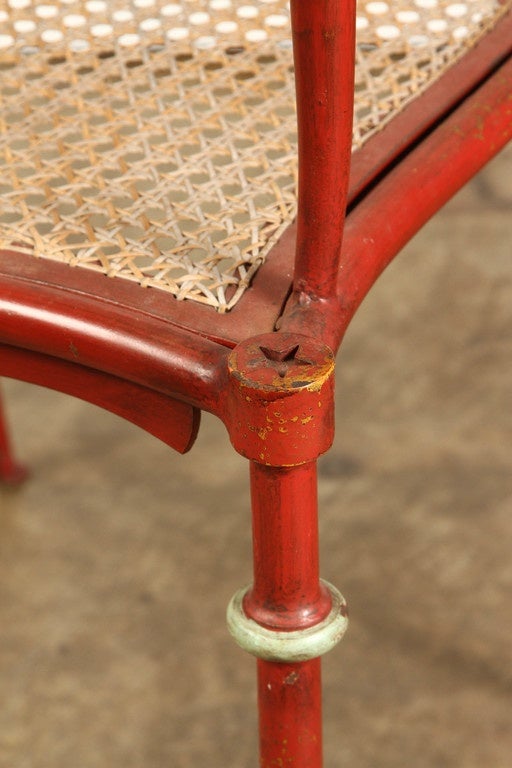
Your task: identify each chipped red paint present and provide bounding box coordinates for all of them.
[245,459,329,768]
[226,333,335,467]
[258,658,323,768]
[225,327,343,767]
[0,1,510,766]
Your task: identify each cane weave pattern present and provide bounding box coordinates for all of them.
[0,0,506,311]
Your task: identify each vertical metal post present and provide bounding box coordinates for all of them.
[248,460,327,768]
[291,0,356,299]
[226,333,348,768]
[246,461,330,631]
[258,657,323,768]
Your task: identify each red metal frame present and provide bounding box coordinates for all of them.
[224,333,346,767]
[249,462,328,768]
[258,657,324,768]
[246,461,330,632]
[0,255,227,413]
[0,2,511,766]
[347,6,512,203]
[0,344,200,453]
[291,0,356,298]
[282,52,512,350]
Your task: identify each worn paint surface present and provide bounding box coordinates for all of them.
[258,658,324,768]
[227,580,348,661]
[241,456,346,768]
[227,332,335,466]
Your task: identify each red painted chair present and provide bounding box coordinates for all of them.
[0,1,510,764]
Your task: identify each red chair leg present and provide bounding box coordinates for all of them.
[0,384,28,485]
[226,334,347,768]
[258,657,323,767]
[250,461,349,767]
[249,461,328,767]
[225,334,348,767]
[228,460,347,767]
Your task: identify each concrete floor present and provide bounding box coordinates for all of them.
[1,144,511,767]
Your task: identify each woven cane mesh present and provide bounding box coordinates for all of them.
[0,1,506,311]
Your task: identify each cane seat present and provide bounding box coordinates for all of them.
[0,0,507,312]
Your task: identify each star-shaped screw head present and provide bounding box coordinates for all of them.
[227,332,336,464]
[259,342,314,378]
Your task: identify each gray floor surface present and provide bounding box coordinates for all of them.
[1,145,511,767]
